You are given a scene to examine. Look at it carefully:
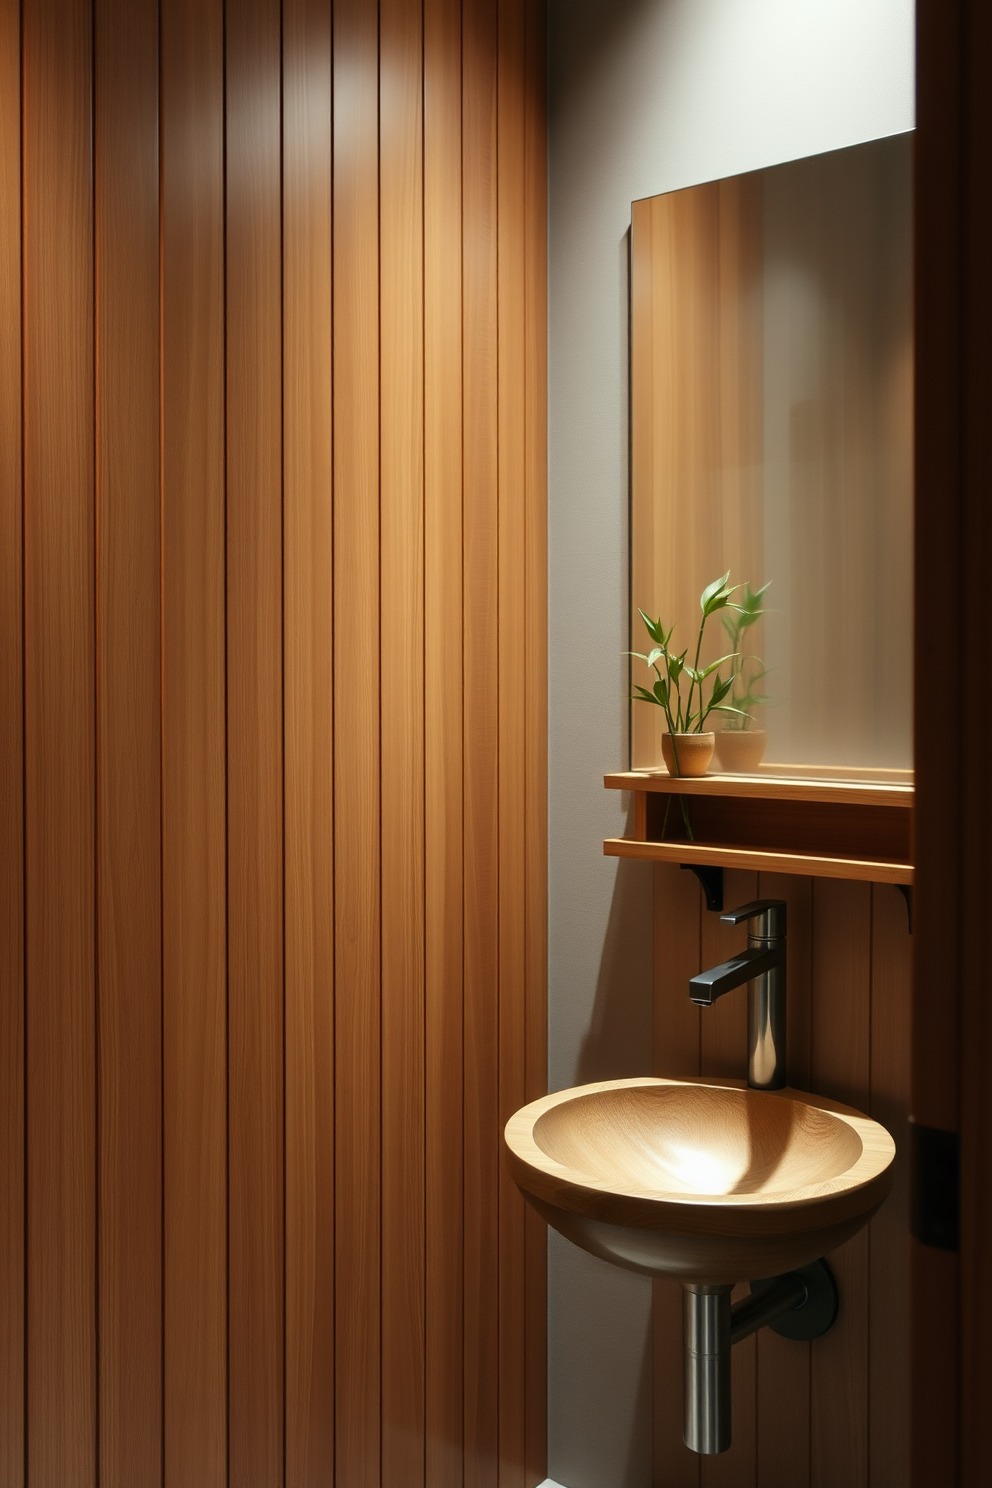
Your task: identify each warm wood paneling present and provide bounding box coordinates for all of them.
[915,3,992,1484]
[23,0,97,1480]
[1,4,547,1485]
[650,866,911,1486]
[0,0,24,1481]
[463,0,501,1479]
[424,0,466,1482]
[226,0,285,1478]
[282,0,335,1480]
[380,0,426,1478]
[161,0,228,1479]
[94,0,163,1481]
[522,0,549,1473]
[332,1,381,1481]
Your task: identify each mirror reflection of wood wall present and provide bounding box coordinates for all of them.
[630,136,913,776]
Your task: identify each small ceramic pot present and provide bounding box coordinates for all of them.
[715,727,767,774]
[661,731,715,778]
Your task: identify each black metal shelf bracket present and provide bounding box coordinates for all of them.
[681,862,724,913]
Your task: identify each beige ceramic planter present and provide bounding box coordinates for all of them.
[715,728,767,774]
[661,732,714,778]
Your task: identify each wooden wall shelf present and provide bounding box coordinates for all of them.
[604,770,914,885]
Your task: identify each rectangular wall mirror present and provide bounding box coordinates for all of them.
[630,132,913,781]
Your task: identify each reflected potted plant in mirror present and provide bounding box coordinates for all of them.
[715,581,771,773]
[629,572,745,793]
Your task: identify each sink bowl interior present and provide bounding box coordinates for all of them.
[532,1083,864,1200]
[505,1077,896,1283]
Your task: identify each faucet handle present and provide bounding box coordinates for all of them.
[720,899,787,938]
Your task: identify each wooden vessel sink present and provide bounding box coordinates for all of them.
[504,1077,896,1283]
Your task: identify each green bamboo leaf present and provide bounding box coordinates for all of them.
[653,677,670,706]
[699,651,739,680]
[708,673,732,708]
[699,571,731,612]
[637,608,665,645]
[632,686,662,707]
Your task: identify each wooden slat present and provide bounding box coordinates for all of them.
[424,0,465,1481]
[522,0,549,1479]
[283,0,335,1479]
[380,0,426,1479]
[23,0,97,1478]
[869,884,911,1488]
[0,0,24,1478]
[754,873,813,1488]
[912,6,962,1480]
[956,7,992,1484]
[810,880,871,1488]
[498,0,528,1480]
[652,864,701,1488]
[463,0,500,1479]
[699,871,756,1488]
[160,0,228,1475]
[605,771,913,809]
[332,0,381,1479]
[94,0,163,1480]
[604,838,913,886]
[0,0,24,1477]
[226,0,285,1479]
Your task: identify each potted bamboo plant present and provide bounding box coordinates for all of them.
[715,581,771,773]
[629,572,745,778]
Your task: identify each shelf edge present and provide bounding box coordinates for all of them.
[603,837,914,886]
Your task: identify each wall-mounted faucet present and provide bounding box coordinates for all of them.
[688,900,787,1090]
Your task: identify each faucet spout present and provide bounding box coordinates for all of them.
[689,945,783,1007]
[687,899,788,1089]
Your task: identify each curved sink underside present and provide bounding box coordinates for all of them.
[504,1078,896,1284]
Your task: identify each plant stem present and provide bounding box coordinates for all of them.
[679,794,694,841]
[687,612,706,732]
[660,794,672,840]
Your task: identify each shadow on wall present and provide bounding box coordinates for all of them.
[548,1232,654,1488]
[574,805,654,1087]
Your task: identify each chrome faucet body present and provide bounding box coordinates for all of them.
[688,900,787,1090]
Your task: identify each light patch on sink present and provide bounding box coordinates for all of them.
[660,1142,744,1194]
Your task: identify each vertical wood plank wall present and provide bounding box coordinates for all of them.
[651,866,911,1487]
[0,1,548,1483]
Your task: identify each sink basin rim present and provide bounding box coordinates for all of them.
[504,1076,896,1238]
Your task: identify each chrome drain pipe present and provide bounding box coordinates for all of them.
[682,1262,838,1454]
[682,1285,732,1455]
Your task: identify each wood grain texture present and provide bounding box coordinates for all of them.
[463,0,501,1479]
[522,1,549,1478]
[283,0,335,1480]
[952,5,992,1484]
[498,0,529,1479]
[380,0,427,1479]
[161,0,228,1477]
[605,837,913,886]
[869,885,911,1488]
[810,880,871,1488]
[754,873,812,1488]
[652,864,700,1488]
[913,4,963,1482]
[424,0,466,1481]
[605,771,912,810]
[94,0,163,1480]
[0,0,24,1479]
[333,1,381,1481]
[226,0,285,1478]
[629,182,764,772]
[23,0,97,1478]
[699,873,756,1488]
[3,5,549,1484]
